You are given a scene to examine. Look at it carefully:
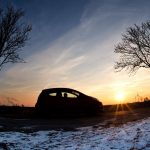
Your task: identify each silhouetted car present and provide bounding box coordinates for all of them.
[35,88,103,116]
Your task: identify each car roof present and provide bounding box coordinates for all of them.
[42,88,85,95]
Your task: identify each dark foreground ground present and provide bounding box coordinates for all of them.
[0,102,150,132]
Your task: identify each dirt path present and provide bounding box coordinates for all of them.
[0,107,150,132]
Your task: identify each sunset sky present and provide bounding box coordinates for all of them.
[0,0,150,106]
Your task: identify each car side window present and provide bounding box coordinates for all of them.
[62,92,77,98]
[49,92,57,96]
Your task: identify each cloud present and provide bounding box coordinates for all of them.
[0,95,18,106]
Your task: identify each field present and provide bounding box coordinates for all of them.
[0,102,150,132]
[0,102,150,149]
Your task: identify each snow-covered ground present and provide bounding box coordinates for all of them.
[0,118,150,150]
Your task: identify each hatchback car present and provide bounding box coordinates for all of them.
[35,88,103,116]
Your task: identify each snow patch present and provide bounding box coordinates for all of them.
[0,118,150,149]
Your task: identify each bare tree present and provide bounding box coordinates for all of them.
[114,21,150,74]
[0,6,32,70]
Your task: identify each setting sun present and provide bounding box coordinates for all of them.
[115,91,125,103]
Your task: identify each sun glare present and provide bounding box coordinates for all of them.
[115,91,125,103]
